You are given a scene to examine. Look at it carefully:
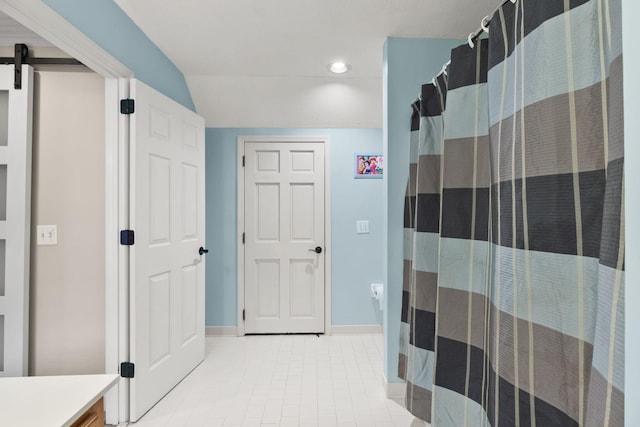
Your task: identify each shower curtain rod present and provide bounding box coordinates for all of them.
[468,0,517,46]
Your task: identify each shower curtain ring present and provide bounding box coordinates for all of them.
[468,33,475,48]
[481,16,490,33]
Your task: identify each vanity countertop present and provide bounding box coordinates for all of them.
[0,374,119,427]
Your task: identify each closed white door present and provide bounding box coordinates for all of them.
[244,142,325,334]
[129,79,205,420]
[0,65,33,377]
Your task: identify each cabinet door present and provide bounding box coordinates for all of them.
[70,397,104,427]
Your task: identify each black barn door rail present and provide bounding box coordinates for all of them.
[0,43,85,89]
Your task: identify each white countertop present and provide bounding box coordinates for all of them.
[0,374,119,427]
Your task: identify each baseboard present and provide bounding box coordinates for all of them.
[206,325,381,336]
[205,326,238,336]
[383,373,407,399]
[330,324,383,334]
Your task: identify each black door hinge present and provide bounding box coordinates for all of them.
[120,362,135,378]
[120,99,135,115]
[120,230,135,246]
[242,155,245,167]
[242,232,245,244]
[243,309,245,321]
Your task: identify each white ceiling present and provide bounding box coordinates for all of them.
[1,2,500,128]
[0,11,53,48]
[115,0,496,78]
[119,1,497,127]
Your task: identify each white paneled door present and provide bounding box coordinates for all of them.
[129,79,205,421]
[244,142,325,334]
[0,65,33,377]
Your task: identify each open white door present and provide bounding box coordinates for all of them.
[129,79,205,420]
[0,64,33,377]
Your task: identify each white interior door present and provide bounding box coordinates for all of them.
[244,141,325,334]
[0,64,33,377]
[129,79,205,420]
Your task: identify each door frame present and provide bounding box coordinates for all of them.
[237,136,332,336]
[0,0,132,424]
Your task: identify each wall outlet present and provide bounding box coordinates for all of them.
[37,224,58,246]
[356,220,369,234]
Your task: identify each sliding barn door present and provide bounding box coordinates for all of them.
[0,64,33,378]
[128,79,206,420]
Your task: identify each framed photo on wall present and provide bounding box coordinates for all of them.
[355,153,383,179]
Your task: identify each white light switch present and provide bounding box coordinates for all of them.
[37,225,58,245]
[356,220,369,234]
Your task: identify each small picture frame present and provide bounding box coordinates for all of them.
[355,153,383,179]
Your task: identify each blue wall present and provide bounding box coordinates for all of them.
[383,37,463,383]
[206,128,384,327]
[42,0,195,111]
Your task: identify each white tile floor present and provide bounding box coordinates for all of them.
[129,334,428,427]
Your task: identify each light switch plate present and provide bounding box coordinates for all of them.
[356,220,369,234]
[37,224,58,245]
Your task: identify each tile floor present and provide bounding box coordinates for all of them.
[129,334,428,427]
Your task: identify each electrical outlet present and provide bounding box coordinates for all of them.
[37,225,58,246]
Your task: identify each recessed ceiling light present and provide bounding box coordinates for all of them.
[329,62,350,74]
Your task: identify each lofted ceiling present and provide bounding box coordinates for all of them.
[2,2,501,128]
[116,0,497,128]
[115,0,496,78]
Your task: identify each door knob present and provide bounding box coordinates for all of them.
[308,246,322,254]
[199,247,209,256]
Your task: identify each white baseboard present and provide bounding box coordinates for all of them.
[205,326,238,336]
[330,324,383,334]
[383,373,407,399]
[206,325,382,336]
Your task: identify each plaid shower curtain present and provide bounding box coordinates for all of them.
[398,75,448,421]
[399,0,624,425]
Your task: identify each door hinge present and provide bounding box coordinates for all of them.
[242,309,245,321]
[120,362,135,378]
[120,230,135,246]
[242,155,245,167]
[242,232,245,244]
[120,98,135,115]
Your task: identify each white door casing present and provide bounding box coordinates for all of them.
[243,140,326,334]
[0,64,33,377]
[129,79,205,421]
